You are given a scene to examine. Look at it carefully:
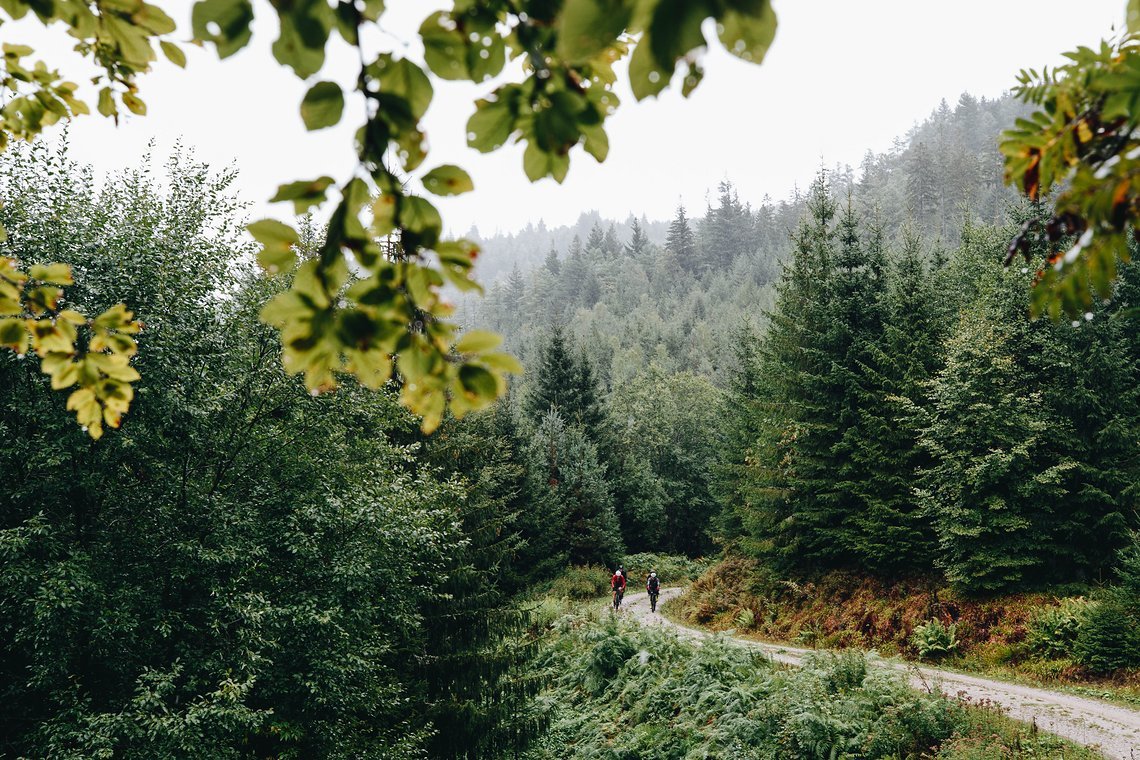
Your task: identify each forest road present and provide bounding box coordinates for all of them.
[620,587,1140,759]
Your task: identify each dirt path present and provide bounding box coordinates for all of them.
[621,587,1140,759]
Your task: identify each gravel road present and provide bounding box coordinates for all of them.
[620,587,1140,759]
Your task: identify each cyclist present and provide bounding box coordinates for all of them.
[646,571,661,613]
[611,567,627,609]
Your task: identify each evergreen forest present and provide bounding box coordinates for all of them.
[4,72,1140,760]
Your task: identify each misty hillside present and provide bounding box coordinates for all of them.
[464,92,1029,389]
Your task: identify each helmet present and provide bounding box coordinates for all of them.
[650,572,656,577]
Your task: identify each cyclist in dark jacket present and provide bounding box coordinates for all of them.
[646,571,661,612]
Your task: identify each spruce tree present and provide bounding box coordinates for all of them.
[525,326,578,420]
[626,217,649,257]
[420,405,544,758]
[918,304,1067,594]
[666,203,698,274]
[602,223,621,255]
[848,225,941,575]
[523,411,624,570]
[586,221,605,252]
[544,244,561,275]
[728,171,845,571]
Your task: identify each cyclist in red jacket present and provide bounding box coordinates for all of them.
[611,568,627,609]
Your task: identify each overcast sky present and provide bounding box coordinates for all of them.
[9,1,1128,236]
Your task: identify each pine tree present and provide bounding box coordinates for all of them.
[420,404,544,758]
[666,203,698,274]
[544,244,561,275]
[586,221,605,252]
[626,217,649,257]
[602,223,620,256]
[523,410,624,570]
[525,326,578,420]
[848,225,941,575]
[572,348,606,440]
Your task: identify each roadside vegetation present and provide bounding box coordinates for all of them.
[526,572,1100,760]
[674,556,1140,705]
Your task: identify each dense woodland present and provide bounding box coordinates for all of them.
[3,89,1140,758]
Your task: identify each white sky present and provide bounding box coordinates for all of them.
[5,0,1128,236]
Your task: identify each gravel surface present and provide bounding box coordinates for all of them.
[619,587,1140,759]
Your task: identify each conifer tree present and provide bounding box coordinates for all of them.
[525,326,578,420]
[666,204,698,274]
[522,411,624,570]
[602,223,621,255]
[420,404,544,758]
[848,225,941,574]
[918,304,1068,594]
[544,244,561,275]
[626,217,649,257]
[586,221,605,252]
[728,172,845,571]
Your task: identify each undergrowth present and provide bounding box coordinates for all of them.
[675,558,1140,699]
[525,593,1098,758]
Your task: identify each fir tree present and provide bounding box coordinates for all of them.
[525,326,578,420]
[666,203,698,274]
[420,405,544,758]
[602,223,621,255]
[626,217,649,257]
[586,221,605,252]
[523,411,624,570]
[544,244,561,275]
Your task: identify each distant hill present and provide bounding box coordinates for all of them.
[462,92,1030,390]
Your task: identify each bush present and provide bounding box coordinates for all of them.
[622,552,711,586]
[548,565,611,600]
[1025,597,1088,660]
[911,619,960,661]
[1073,600,1140,675]
[734,608,755,630]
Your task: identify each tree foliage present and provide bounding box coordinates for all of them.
[0,0,778,435]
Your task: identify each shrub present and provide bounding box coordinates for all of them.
[911,619,959,661]
[548,564,611,600]
[1025,597,1088,660]
[622,552,711,586]
[1073,600,1140,675]
[734,608,755,630]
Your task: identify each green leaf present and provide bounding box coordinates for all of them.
[401,196,441,232]
[648,0,708,70]
[97,87,117,118]
[458,363,499,400]
[300,81,344,130]
[466,96,515,152]
[420,11,469,81]
[523,142,553,182]
[422,164,474,196]
[556,0,631,63]
[628,37,670,101]
[160,40,187,68]
[1130,0,1140,34]
[717,3,776,64]
[454,329,501,353]
[27,263,73,285]
[0,318,28,354]
[191,0,254,58]
[581,123,609,162]
[270,176,335,214]
[479,351,524,374]
[248,219,299,273]
[121,92,146,115]
[273,11,328,79]
[371,55,433,120]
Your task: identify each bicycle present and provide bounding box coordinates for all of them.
[612,586,624,610]
[649,590,659,613]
